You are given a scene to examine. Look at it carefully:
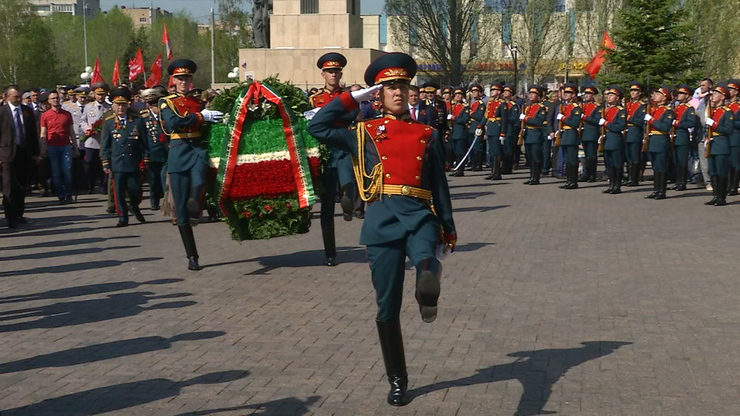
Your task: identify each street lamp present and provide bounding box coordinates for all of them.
[227,67,239,80]
[511,45,518,94]
[80,66,92,83]
[82,0,88,67]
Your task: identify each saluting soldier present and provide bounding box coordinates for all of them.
[159,59,224,270]
[624,82,647,186]
[422,82,445,132]
[643,86,674,200]
[101,87,149,227]
[501,85,520,174]
[725,79,740,196]
[671,84,697,191]
[581,86,601,182]
[483,83,505,180]
[467,83,486,171]
[449,87,470,177]
[140,86,169,210]
[704,84,735,206]
[521,86,549,185]
[307,52,456,407]
[81,82,111,198]
[600,86,627,194]
[556,83,583,189]
[308,52,356,265]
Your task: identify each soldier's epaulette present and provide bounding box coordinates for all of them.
[102,109,114,118]
[104,114,115,121]
[616,105,624,110]
[140,109,150,118]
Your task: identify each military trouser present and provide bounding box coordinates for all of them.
[147,162,165,208]
[320,167,339,258]
[729,146,740,170]
[453,140,467,170]
[605,148,623,170]
[561,145,578,166]
[625,142,642,165]
[169,162,207,226]
[583,141,597,159]
[487,136,503,159]
[525,143,543,165]
[709,154,729,177]
[367,221,439,322]
[542,138,553,172]
[112,171,142,221]
[649,151,668,173]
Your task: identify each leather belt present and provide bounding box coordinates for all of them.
[711,132,724,137]
[170,132,201,140]
[648,131,669,135]
[382,184,432,200]
[526,126,541,129]
[627,123,637,127]
[487,117,502,121]
[562,126,574,130]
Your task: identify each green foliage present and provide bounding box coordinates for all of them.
[0,0,58,87]
[222,195,312,241]
[599,0,703,87]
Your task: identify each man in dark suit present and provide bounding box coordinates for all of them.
[1,85,40,228]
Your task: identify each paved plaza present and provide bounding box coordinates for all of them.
[1,169,739,415]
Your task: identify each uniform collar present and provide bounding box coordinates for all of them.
[384,112,412,121]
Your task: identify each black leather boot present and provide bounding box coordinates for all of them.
[612,167,623,194]
[530,162,541,185]
[727,169,738,196]
[655,172,667,199]
[178,224,201,270]
[492,156,502,179]
[628,163,640,186]
[376,320,408,407]
[568,164,579,189]
[320,219,337,266]
[415,258,441,323]
[644,173,658,199]
[523,164,533,184]
[603,167,615,193]
[587,157,597,182]
[715,175,728,206]
[705,176,718,205]
[484,166,495,180]
[340,184,354,221]
[131,206,146,223]
[559,163,571,189]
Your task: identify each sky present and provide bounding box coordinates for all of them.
[100,0,385,22]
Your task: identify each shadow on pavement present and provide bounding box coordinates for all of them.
[454,242,496,252]
[408,341,631,416]
[0,291,195,333]
[205,247,367,275]
[454,204,510,213]
[0,226,97,239]
[451,191,495,200]
[0,278,183,304]
[0,370,249,416]
[3,235,138,251]
[175,395,321,416]
[0,245,141,262]
[0,257,163,277]
[0,331,225,374]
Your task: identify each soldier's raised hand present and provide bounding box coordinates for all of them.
[351,84,382,103]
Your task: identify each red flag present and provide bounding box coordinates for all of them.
[145,54,163,88]
[584,31,615,79]
[162,23,173,60]
[90,57,105,84]
[128,48,145,82]
[112,59,121,86]
[168,75,175,89]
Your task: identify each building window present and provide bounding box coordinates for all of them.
[140,17,148,23]
[301,0,318,14]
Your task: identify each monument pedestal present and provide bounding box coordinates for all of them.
[239,48,385,90]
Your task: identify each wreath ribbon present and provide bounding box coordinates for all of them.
[218,81,316,215]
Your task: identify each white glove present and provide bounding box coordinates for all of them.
[598,118,606,126]
[672,119,678,126]
[303,107,320,120]
[201,109,224,123]
[351,84,382,102]
[556,113,564,120]
[447,114,453,120]
[519,113,526,120]
[475,128,482,136]
[499,137,505,145]
[705,118,715,127]
[644,114,652,122]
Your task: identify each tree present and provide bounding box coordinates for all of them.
[0,0,58,87]
[684,0,740,80]
[385,0,490,86]
[599,0,703,87]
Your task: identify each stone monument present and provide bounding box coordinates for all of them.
[239,0,384,89]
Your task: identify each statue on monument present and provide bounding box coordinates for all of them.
[252,0,272,48]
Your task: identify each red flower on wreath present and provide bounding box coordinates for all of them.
[264,205,272,212]
[241,211,251,219]
[285,202,291,208]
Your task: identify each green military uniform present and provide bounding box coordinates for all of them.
[601,86,627,194]
[581,86,601,182]
[307,53,456,408]
[101,87,149,227]
[467,84,486,171]
[624,82,647,186]
[501,85,520,174]
[705,84,735,206]
[644,86,674,200]
[159,59,223,270]
[140,86,169,210]
[482,84,505,180]
[557,83,583,189]
[725,79,740,195]
[671,84,697,191]
[522,86,549,185]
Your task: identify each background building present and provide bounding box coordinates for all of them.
[119,6,172,29]
[29,0,100,17]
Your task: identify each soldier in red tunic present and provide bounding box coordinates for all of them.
[308,52,356,266]
[307,53,456,407]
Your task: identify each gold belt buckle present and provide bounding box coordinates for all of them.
[401,185,411,196]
